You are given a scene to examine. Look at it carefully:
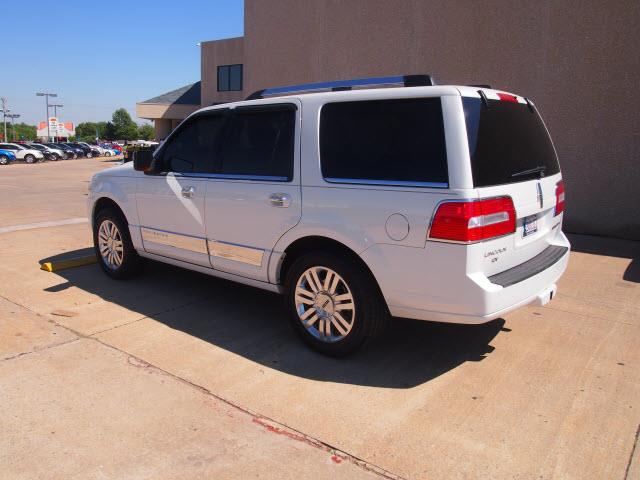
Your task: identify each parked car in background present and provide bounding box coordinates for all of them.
[0,143,44,163]
[49,143,78,159]
[26,143,65,161]
[88,77,569,356]
[61,143,86,158]
[89,144,108,156]
[98,144,120,156]
[108,143,123,154]
[0,148,17,165]
[72,142,100,158]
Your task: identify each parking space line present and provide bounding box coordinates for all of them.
[0,217,88,234]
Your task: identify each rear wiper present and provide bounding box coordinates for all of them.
[511,165,546,178]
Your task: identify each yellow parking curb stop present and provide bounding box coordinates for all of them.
[40,255,97,272]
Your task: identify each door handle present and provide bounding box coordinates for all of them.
[268,193,291,208]
[181,186,195,199]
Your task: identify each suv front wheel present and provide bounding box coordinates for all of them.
[284,252,388,356]
[93,208,143,279]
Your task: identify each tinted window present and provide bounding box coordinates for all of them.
[0,144,16,150]
[463,97,560,187]
[229,65,242,90]
[161,114,226,173]
[217,107,295,180]
[217,64,243,91]
[320,98,448,186]
[218,67,229,91]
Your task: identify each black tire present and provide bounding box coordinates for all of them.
[51,154,59,161]
[93,207,143,279]
[0,155,8,165]
[284,252,389,357]
[24,154,36,164]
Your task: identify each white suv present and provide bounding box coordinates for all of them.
[0,143,45,163]
[88,76,570,356]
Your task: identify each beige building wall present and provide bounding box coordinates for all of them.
[136,103,201,140]
[241,0,640,240]
[201,37,245,107]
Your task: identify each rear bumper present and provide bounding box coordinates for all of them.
[362,232,571,325]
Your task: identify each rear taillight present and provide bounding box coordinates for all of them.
[497,93,518,103]
[554,180,565,216]
[429,197,516,243]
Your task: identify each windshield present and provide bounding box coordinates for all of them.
[463,97,560,187]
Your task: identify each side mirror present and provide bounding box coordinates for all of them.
[133,149,156,173]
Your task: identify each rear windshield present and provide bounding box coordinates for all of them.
[463,97,560,187]
[320,98,448,187]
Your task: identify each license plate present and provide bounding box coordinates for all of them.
[522,215,538,238]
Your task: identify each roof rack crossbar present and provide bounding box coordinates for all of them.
[246,74,435,100]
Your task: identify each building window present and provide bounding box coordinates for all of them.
[218,64,243,91]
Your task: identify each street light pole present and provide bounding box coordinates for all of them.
[36,92,58,141]
[0,98,8,142]
[50,103,63,118]
[6,114,20,141]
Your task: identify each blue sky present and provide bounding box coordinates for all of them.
[2,0,244,126]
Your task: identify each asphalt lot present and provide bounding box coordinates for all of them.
[0,158,638,479]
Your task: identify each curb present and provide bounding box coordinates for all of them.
[40,255,97,272]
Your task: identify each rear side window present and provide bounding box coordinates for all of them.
[463,97,560,187]
[320,98,448,187]
[217,106,295,181]
[160,114,226,174]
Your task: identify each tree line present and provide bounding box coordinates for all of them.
[0,108,154,142]
[75,108,154,142]
[0,123,37,141]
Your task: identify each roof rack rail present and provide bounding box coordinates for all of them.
[245,74,435,100]
[469,84,492,89]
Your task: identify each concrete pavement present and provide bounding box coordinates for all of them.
[0,158,638,479]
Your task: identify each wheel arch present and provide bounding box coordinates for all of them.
[92,197,128,227]
[276,236,384,297]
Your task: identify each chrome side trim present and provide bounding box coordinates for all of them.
[137,250,283,294]
[208,240,264,267]
[324,177,448,189]
[141,227,208,254]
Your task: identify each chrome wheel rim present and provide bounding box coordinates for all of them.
[295,266,355,343]
[98,220,124,270]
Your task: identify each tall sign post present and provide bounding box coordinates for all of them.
[36,92,58,141]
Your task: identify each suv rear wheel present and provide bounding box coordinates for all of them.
[93,208,143,279]
[284,252,388,356]
[0,155,8,165]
